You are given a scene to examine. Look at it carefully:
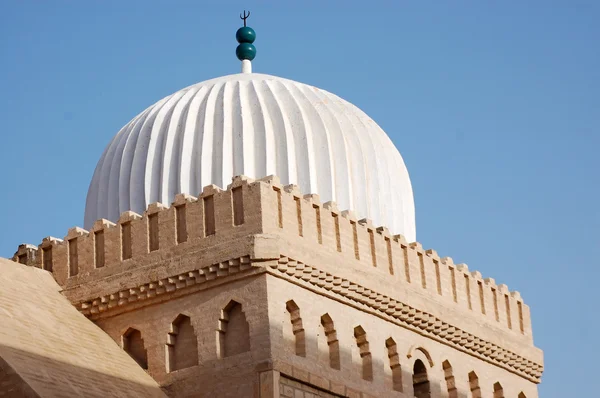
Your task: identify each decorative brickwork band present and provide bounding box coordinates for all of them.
[77,256,253,316]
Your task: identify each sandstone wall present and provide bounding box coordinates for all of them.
[11,174,543,396]
[267,274,538,398]
[94,275,271,397]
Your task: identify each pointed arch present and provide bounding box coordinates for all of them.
[353,326,372,381]
[320,314,340,370]
[385,338,402,392]
[285,300,306,357]
[217,300,250,358]
[518,393,527,398]
[493,382,504,398]
[166,314,198,372]
[468,371,482,398]
[442,360,457,398]
[122,328,148,369]
[407,345,434,368]
[412,359,430,398]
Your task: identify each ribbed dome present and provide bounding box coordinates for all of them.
[84,73,416,241]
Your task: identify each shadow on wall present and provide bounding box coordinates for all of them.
[279,306,446,397]
[281,300,525,398]
[283,331,517,398]
[0,344,166,398]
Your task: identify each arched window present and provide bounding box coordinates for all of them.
[320,314,340,370]
[442,360,457,398]
[412,359,430,398]
[518,393,527,398]
[468,371,482,398]
[493,382,504,398]
[122,328,148,369]
[385,338,402,392]
[285,300,305,357]
[166,314,198,372]
[353,326,372,381]
[218,301,250,358]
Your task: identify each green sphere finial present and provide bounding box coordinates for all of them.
[236,42,256,61]
[236,27,256,44]
[237,11,256,64]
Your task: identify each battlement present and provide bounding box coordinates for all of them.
[14,175,264,290]
[255,175,533,344]
[14,174,533,346]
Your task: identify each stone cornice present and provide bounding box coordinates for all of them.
[267,255,544,384]
[76,256,255,317]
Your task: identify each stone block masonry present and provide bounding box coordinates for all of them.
[12,174,543,396]
[14,175,535,345]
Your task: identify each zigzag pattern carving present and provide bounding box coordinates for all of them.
[77,256,253,316]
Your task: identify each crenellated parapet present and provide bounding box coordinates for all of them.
[254,176,534,344]
[12,174,539,380]
[13,175,264,289]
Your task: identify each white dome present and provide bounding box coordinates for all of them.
[84,73,416,241]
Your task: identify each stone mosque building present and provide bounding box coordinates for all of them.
[0,16,543,398]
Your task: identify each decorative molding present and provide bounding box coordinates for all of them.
[268,255,544,384]
[76,256,254,316]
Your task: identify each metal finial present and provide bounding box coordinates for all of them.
[240,10,250,27]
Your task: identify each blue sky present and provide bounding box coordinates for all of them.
[1,1,598,396]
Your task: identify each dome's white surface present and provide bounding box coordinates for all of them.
[84,73,416,241]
